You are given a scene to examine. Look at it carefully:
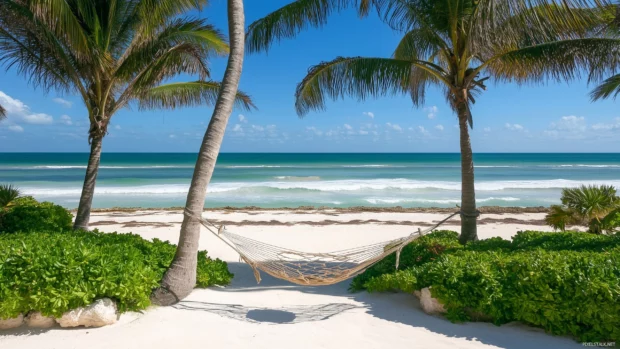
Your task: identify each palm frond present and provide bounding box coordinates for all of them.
[26,0,91,57]
[0,2,84,94]
[591,74,620,100]
[295,56,431,116]
[246,0,376,53]
[137,81,256,112]
[0,184,20,209]
[483,38,620,85]
[117,18,228,80]
[561,185,619,218]
[134,0,208,37]
[545,205,583,231]
[0,103,5,121]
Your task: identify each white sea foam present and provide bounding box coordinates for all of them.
[21,179,620,197]
[364,197,521,205]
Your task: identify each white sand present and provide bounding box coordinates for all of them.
[0,210,582,349]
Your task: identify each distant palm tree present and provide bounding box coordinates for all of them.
[0,104,5,121]
[152,0,248,305]
[0,0,255,230]
[247,0,618,243]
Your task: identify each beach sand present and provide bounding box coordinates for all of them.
[0,209,583,349]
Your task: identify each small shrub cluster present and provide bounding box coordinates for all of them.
[353,231,620,342]
[0,197,73,233]
[546,185,620,234]
[0,230,233,319]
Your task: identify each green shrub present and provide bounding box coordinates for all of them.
[354,230,620,342]
[349,230,462,291]
[0,230,233,319]
[0,200,73,233]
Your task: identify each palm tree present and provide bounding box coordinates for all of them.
[0,104,5,121]
[247,0,618,243]
[546,185,620,234]
[0,0,254,230]
[151,0,247,305]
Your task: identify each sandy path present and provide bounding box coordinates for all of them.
[0,210,581,349]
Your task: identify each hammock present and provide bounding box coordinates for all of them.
[187,210,462,286]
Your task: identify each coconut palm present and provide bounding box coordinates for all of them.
[247,0,618,243]
[0,0,255,230]
[546,185,620,234]
[151,0,247,305]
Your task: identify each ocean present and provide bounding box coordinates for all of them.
[0,153,619,209]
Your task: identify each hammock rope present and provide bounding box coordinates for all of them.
[185,210,463,286]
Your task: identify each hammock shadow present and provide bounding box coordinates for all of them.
[173,301,359,325]
[211,262,582,349]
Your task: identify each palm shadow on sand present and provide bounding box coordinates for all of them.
[180,262,583,349]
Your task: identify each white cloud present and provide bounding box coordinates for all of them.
[386,122,402,132]
[0,91,53,124]
[251,125,264,132]
[238,114,247,123]
[307,126,323,136]
[169,134,176,139]
[59,115,73,125]
[418,126,430,136]
[359,130,369,135]
[344,124,353,130]
[233,124,243,132]
[424,106,438,119]
[363,111,375,119]
[53,98,72,108]
[21,113,53,125]
[483,127,491,132]
[591,117,620,131]
[435,124,444,131]
[505,123,524,131]
[550,115,586,132]
[114,125,121,130]
[8,125,24,133]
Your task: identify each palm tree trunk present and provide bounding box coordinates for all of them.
[73,135,103,230]
[456,102,478,244]
[151,0,246,306]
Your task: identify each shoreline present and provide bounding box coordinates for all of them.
[88,205,550,214]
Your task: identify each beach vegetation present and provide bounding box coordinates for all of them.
[0,0,255,231]
[0,200,73,233]
[545,185,620,234]
[152,0,249,305]
[0,184,20,209]
[353,230,620,342]
[0,230,232,319]
[246,0,617,244]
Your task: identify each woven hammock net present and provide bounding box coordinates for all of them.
[192,211,460,286]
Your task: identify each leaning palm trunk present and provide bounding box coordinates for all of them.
[151,0,246,306]
[73,135,103,230]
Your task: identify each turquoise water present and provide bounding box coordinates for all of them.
[1,153,619,208]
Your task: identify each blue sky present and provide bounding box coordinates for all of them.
[0,0,619,153]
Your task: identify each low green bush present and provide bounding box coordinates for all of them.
[0,230,233,319]
[0,200,73,233]
[354,230,620,342]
